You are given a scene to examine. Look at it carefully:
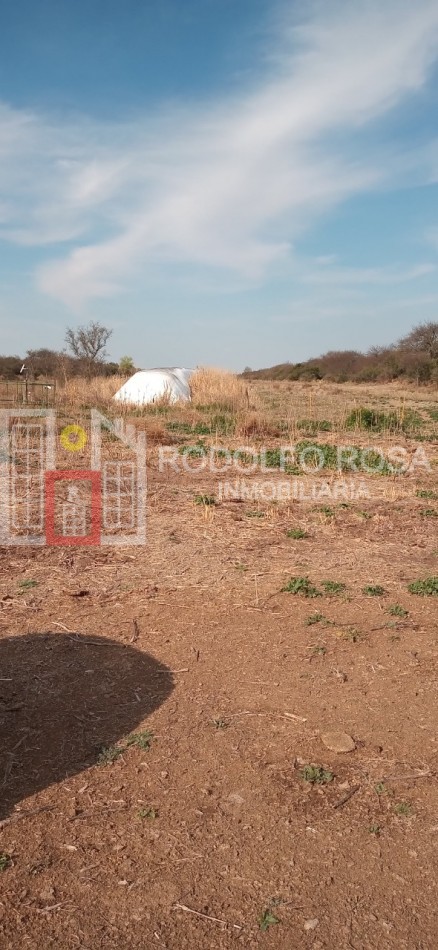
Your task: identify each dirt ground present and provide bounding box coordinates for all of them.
[0,383,437,949]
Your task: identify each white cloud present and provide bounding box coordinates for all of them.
[0,0,438,307]
[302,260,437,286]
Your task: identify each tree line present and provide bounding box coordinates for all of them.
[0,322,136,380]
[243,321,438,385]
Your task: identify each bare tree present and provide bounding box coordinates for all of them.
[398,321,438,360]
[65,321,113,375]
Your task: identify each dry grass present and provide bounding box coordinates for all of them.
[2,372,436,454]
[58,375,125,409]
[55,367,250,416]
[235,411,281,440]
[190,367,249,412]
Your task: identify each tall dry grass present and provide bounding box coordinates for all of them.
[58,375,125,410]
[58,367,250,414]
[190,367,249,412]
[41,371,437,448]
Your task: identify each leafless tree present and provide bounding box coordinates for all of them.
[398,321,438,360]
[65,321,113,375]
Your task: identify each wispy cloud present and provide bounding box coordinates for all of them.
[1,0,438,308]
[302,260,437,286]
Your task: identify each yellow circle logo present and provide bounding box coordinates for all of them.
[60,424,88,452]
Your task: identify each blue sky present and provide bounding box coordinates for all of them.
[1,0,438,370]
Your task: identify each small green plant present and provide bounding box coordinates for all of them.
[363,585,386,596]
[167,420,211,435]
[305,612,326,626]
[194,494,216,506]
[345,407,400,432]
[299,765,333,785]
[297,441,338,471]
[125,730,153,751]
[311,645,327,656]
[388,604,408,618]
[321,580,347,595]
[282,576,321,598]
[394,801,412,817]
[179,442,206,458]
[315,505,335,517]
[138,807,157,820]
[0,853,11,872]
[408,576,438,597]
[98,730,153,764]
[246,510,265,518]
[416,489,438,500]
[342,627,361,642]
[374,782,386,795]
[262,448,297,472]
[369,824,381,836]
[212,718,228,729]
[18,579,38,590]
[259,909,280,932]
[296,418,332,433]
[97,744,123,765]
[419,508,438,518]
[286,527,307,539]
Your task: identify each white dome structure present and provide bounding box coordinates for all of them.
[114,367,193,406]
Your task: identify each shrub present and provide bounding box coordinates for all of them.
[408,577,438,596]
[345,407,400,432]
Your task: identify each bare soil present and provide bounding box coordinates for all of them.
[0,391,437,949]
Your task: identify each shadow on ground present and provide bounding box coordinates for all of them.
[0,632,173,820]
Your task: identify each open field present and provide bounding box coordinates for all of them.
[0,378,437,949]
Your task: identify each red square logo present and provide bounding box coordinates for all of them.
[45,471,101,546]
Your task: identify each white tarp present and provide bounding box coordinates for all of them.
[114,367,193,405]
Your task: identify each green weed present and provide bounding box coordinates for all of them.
[305,612,327,626]
[388,604,408,618]
[138,807,157,820]
[286,527,307,539]
[212,718,229,729]
[125,730,153,751]
[394,801,412,817]
[282,576,321,598]
[300,765,333,785]
[194,494,216,506]
[97,745,123,765]
[322,580,347,595]
[314,505,335,517]
[374,782,386,796]
[259,909,280,932]
[416,489,438,500]
[296,419,332,433]
[408,576,438,596]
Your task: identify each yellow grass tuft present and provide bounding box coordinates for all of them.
[190,366,249,412]
[58,375,124,409]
